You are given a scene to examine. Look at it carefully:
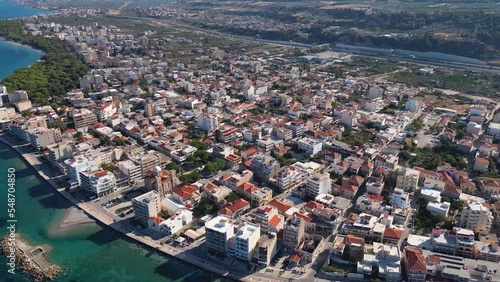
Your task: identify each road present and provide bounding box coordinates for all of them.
[110,15,500,74]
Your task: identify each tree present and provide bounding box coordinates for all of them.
[225,192,240,204]
[165,162,178,171]
[179,171,200,183]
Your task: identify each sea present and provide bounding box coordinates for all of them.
[0,2,223,282]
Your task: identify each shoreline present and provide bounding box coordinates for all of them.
[0,36,45,55]
[57,207,95,231]
[0,134,284,282]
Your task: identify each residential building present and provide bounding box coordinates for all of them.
[458,201,493,233]
[249,154,280,182]
[306,172,332,199]
[298,137,323,156]
[151,209,193,236]
[119,160,142,185]
[276,165,306,193]
[80,170,116,197]
[47,142,73,162]
[396,167,420,192]
[132,190,161,223]
[73,108,98,130]
[197,114,219,132]
[404,247,427,282]
[28,128,61,150]
[390,188,410,208]
[257,233,278,266]
[284,215,305,250]
[234,222,260,261]
[205,216,235,254]
[251,187,273,207]
[426,201,451,217]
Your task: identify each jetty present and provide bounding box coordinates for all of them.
[0,233,61,281]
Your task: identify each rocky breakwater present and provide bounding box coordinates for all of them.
[0,233,61,281]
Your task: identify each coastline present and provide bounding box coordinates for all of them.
[57,207,95,231]
[0,36,45,55]
[0,134,285,282]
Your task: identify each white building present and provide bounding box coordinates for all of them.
[298,137,323,156]
[396,167,420,192]
[80,170,116,197]
[426,201,451,217]
[458,201,493,233]
[118,160,142,185]
[390,188,410,209]
[47,142,73,162]
[197,114,219,132]
[306,172,332,199]
[64,155,99,187]
[132,190,161,222]
[205,216,235,254]
[234,222,261,261]
[158,209,193,235]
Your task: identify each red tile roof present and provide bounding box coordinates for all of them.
[406,247,427,271]
[384,226,404,240]
[268,198,292,213]
[269,215,282,228]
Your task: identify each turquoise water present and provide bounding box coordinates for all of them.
[0,40,43,81]
[0,141,223,282]
[0,0,53,80]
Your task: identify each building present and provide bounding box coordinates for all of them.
[47,142,73,162]
[426,201,451,217]
[458,201,493,233]
[306,172,332,199]
[144,166,178,198]
[65,155,99,187]
[28,128,61,150]
[253,206,282,234]
[396,167,420,192]
[118,160,142,185]
[251,187,273,207]
[233,222,261,261]
[73,108,98,130]
[404,247,427,282]
[205,216,235,254]
[276,165,306,193]
[390,188,410,208]
[298,137,323,156]
[197,114,219,132]
[7,90,28,104]
[132,190,161,223]
[357,242,401,282]
[249,154,280,182]
[284,215,305,249]
[155,209,193,236]
[257,233,278,266]
[80,170,116,197]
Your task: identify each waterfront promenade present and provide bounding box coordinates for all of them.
[0,134,291,282]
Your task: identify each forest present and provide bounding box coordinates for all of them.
[0,20,88,105]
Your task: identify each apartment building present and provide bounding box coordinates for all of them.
[132,190,161,223]
[253,206,282,234]
[276,165,306,193]
[80,170,116,197]
[283,215,305,249]
[233,223,261,261]
[249,154,280,182]
[404,247,427,282]
[73,108,98,130]
[390,188,410,208]
[305,172,332,199]
[28,128,61,150]
[257,233,278,266]
[64,155,99,187]
[298,137,323,156]
[396,167,420,192]
[197,114,219,132]
[47,142,73,162]
[458,201,493,233]
[205,216,235,254]
[118,160,142,185]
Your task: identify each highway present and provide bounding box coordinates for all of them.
[112,15,500,74]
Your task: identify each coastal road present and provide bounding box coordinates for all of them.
[110,15,500,74]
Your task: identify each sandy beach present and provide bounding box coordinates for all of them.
[58,207,95,231]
